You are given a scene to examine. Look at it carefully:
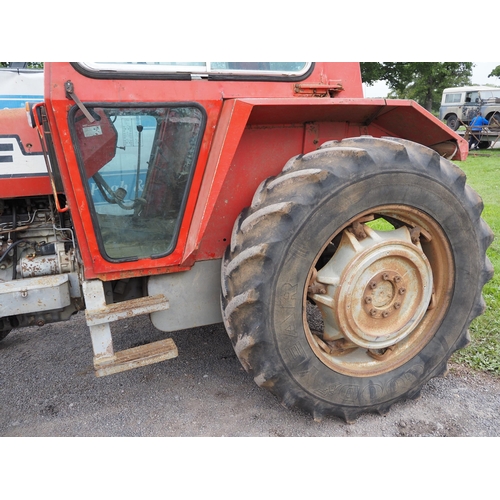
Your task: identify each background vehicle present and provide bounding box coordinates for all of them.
[0,62,493,422]
[0,65,46,199]
[0,64,43,109]
[439,85,500,131]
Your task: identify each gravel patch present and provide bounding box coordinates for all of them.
[1,312,499,437]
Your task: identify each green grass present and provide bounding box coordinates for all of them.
[451,147,500,375]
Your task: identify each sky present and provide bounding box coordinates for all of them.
[362,62,500,98]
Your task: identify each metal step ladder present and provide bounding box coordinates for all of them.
[82,280,177,377]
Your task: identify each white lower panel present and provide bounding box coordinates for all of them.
[148,259,223,332]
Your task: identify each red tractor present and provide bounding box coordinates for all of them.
[0,62,493,422]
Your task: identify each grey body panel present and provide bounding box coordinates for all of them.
[148,259,223,332]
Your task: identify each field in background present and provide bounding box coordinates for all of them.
[452,148,500,374]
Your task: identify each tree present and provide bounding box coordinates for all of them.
[360,62,473,113]
[489,65,500,78]
[0,62,43,69]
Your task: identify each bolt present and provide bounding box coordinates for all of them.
[365,297,372,304]
[382,311,390,318]
[369,281,377,289]
[370,309,377,317]
[383,273,390,280]
[394,276,402,283]
[399,288,406,295]
[394,302,401,309]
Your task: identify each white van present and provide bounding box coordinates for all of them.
[439,85,500,130]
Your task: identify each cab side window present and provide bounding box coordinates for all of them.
[71,105,204,261]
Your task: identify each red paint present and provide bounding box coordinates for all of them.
[0,107,52,198]
[2,62,466,281]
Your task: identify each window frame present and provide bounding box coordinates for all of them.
[444,93,462,104]
[71,62,314,81]
[68,101,207,263]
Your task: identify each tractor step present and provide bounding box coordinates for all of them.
[94,337,178,377]
[82,280,176,377]
[85,293,169,326]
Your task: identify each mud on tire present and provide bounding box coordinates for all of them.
[221,136,494,422]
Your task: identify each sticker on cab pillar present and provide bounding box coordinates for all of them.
[83,125,103,138]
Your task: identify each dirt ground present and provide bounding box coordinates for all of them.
[1,312,499,437]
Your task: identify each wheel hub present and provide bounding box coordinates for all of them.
[311,224,433,350]
[362,270,404,314]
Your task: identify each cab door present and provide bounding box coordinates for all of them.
[43,63,221,280]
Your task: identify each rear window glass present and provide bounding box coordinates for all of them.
[76,62,311,79]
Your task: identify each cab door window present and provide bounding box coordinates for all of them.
[70,105,204,261]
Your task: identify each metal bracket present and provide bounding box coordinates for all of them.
[294,80,344,97]
[65,80,95,123]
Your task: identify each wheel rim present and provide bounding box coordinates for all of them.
[304,205,454,377]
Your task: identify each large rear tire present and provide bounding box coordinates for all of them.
[221,136,494,422]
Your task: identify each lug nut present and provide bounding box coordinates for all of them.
[365,297,372,304]
[382,311,390,318]
[394,276,402,283]
[369,281,377,289]
[370,309,377,317]
[399,287,406,295]
[394,302,401,309]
